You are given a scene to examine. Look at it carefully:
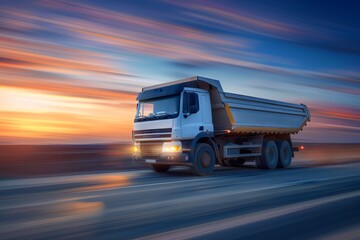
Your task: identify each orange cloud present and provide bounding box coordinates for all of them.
[0,86,137,144]
[1,48,125,76]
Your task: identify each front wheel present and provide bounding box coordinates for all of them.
[190,143,215,176]
[151,164,171,173]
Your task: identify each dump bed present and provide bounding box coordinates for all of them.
[218,91,310,134]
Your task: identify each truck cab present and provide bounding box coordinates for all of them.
[133,86,215,174]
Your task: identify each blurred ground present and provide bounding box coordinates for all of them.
[0,143,359,239]
[1,143,359,178]
[0,163,359,239]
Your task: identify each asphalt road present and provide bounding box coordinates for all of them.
[1,163,360,240]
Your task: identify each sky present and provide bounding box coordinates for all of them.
[0,0,359,144]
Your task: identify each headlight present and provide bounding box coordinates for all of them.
[134,142,140,153]
[162,141,182,153]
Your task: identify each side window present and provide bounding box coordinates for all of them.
[183,92,199,114]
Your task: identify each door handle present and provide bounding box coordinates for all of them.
[199,126,204,131]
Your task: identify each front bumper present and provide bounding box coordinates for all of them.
[133,152,191,166]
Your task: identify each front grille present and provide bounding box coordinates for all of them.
[140,142,163,157]
[133,128,172,140]
[135,134,171,139]
[134,128,172,134]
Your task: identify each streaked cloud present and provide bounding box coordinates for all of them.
[169,0,360,55]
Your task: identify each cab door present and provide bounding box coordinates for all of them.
[180,91,203,139]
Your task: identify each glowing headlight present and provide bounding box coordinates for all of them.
[162,141,182,153]
[134,142,140,153]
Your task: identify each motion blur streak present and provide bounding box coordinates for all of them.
[140,191,360,240]
[0,0,359,144]
[73,174,130,191]
[1,162,360,239]
[0,201,104,239]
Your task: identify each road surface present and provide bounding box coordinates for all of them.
[1,163,360,239]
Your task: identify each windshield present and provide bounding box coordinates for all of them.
[135,95,180,121]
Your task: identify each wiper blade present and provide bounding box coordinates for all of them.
[135,113,174,121]
[154,112,170,116]
[135,115,149,121]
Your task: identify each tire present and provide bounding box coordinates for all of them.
[191,143,215,176]
[151,164,171,173]
[260,140,278,169]
[277,141,292,168]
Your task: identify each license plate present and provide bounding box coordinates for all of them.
[145,159,156,163]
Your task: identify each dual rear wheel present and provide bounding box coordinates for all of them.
[256,140,292,169]
[191,140,291,174]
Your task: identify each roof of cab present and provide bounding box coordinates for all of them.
[142,76,224,92]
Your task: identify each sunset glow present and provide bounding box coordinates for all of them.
[0,86,136,143]
[1,1,359,144]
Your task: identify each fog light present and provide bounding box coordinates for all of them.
[134,142,140,153]
[162,141,182,153]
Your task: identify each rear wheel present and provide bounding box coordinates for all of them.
[191,143,215,176]
[151,164,171,173]
[260,140,278,169]
[277,141,292,168]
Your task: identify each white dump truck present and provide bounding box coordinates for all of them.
[133,76,310,175]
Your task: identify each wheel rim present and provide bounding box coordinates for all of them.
[201,152,211,168]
